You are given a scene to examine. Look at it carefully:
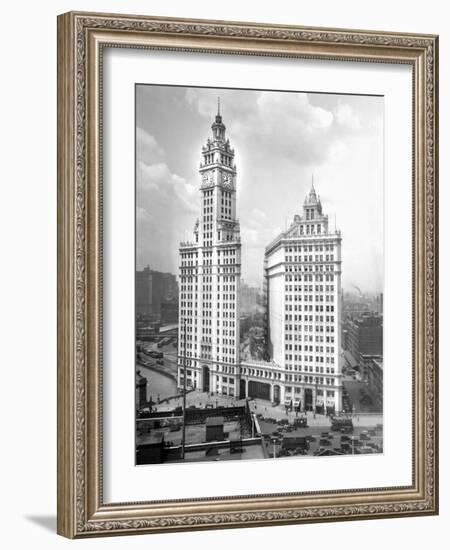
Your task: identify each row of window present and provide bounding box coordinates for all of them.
[181,294,237,303]
[285,264,337,273]
[285,255,335,262]
[179,320,237,334]
[285,354,335,362]
[180,284,236,298]
[203,153,216,165]
[180,309,238,319]
[220,154,233,166]
[181,250,198,258]
[285,375,336,385]
[285,295,335,303]
[284,324,335,332]
[285,344,335,352]
[286,244,335,253]
[286,285,335,292]
[180,274,236,285]
[241,367,282,380]
[285,387,336,398]
[285,335,335,343]
[178,364,237,376]
[293,223,323,235]
[182,257,239,269]
[285,365,335,374]
[304,208,318,221]
[285,273,335,282]
[285,306,335,314]
[285,313,335,321]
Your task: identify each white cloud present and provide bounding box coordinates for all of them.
[136,86,384,292]
[136,127,164,164]
[257,92,333,130]
[136,129,199,273]
[335,103,361,129]
[186,88,334,166]
[136,206,152,222]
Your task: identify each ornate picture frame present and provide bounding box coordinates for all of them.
[57,11,438,538]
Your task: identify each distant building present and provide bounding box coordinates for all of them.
[161,300,178,324]
[240,281,260,314]
[360,353,382,382]
[366,356,383,411]
[342,327,350,351]
[135,317,160,341]
[136,265,179,318]
[347,312,383,363]
[376,293,384,314]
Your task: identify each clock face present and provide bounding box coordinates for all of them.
[202,171,214,185]
[222,173,233,187]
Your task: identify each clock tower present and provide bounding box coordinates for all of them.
[199,99,240,246]
[178,100,242,397]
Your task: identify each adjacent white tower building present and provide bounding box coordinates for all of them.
[177,103,242,397]
[264,182,343,414]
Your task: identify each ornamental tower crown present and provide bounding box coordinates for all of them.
[303,175,322,219]
[200,98,236,180]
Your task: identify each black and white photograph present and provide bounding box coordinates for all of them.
[135,84,384,465]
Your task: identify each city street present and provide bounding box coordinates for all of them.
[152,389,383,428]
[342,375,381,413]
[259,423,383,458]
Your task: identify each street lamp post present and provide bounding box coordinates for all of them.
[271,437,277,459]
[313,378,318,419]
[181,318,187,460]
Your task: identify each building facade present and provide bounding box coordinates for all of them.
[177,106,242,396]
[366,357,383,411]
[264,183,343,414]
[346,312,383,363]
[240,281,260,314]
[136,265,178,318]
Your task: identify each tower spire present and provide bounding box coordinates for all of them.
[212,100,226,140]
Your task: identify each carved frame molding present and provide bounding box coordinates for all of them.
[57,12,438,538]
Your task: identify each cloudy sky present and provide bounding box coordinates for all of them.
[136,85,383,293]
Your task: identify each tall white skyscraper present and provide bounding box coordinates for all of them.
[264,182,343,414]
[177,103,241,396]
[177,109,342,412]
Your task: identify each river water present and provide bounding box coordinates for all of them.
[137,364,177,401]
